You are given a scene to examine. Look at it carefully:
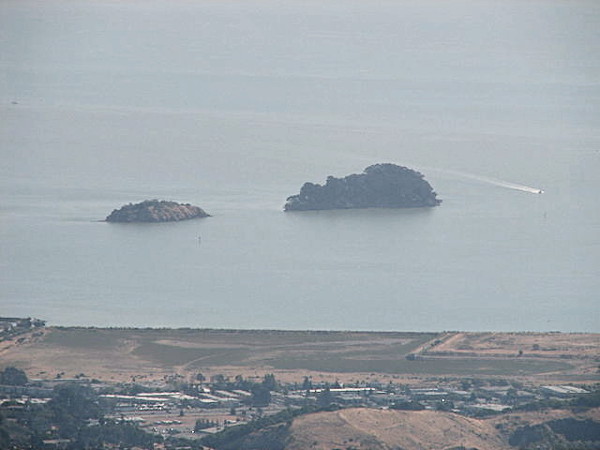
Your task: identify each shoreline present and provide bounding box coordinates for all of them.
[28,320,600,334]
[49,325,597,334]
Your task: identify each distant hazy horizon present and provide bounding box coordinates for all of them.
[1,0,599,331]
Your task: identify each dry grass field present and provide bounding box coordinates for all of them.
[289,408,509,449]
[1,328,598,385]
[286,407,600,450]
[421,332,600,383]
[429,332,599,359]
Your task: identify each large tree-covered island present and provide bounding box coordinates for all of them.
[105,200,210,223]
[284,163,441,211]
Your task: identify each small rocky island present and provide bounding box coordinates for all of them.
[105,200,210,223]
[284,163,441,211]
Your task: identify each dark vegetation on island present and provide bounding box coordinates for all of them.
[105,200,210,223]
[284,163,441,211]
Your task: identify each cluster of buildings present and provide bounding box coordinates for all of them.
[90,378,594,425]
[298,383,591,416]
[100,388,253,412]
[0,371,594,443]
[1,375,592,415]
[0,317,45,341]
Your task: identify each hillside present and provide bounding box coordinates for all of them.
[217,408,600,450]
[288,408,509,450]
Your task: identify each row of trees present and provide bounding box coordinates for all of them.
[195,373,277,407]
[0,367,28,386]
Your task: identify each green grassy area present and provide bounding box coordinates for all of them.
[48,328,438,346]
[43,328,123,350]
[270,357,573,376]
[128,332,438,367]
[131,342,252,367]
[338,334,438,359]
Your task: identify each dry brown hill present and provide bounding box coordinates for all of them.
[287,408,509,450]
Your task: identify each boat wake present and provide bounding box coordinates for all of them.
[428,168,544,194]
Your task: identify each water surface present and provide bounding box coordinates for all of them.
[1,0,599,331]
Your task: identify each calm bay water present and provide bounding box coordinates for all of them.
[1,0,599,331]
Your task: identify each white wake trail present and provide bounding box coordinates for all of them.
[426,168,544,194]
